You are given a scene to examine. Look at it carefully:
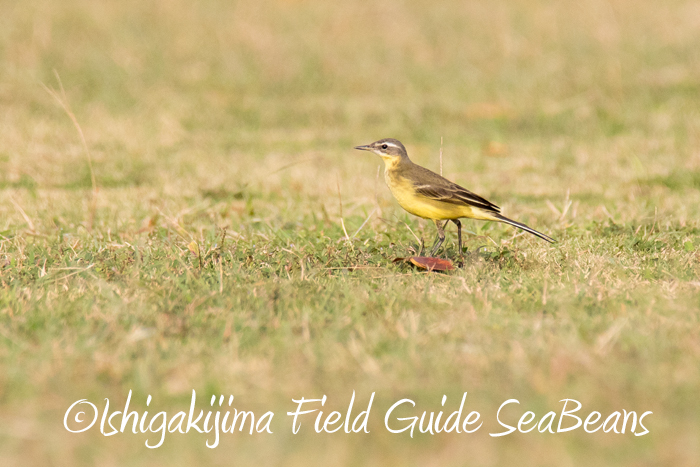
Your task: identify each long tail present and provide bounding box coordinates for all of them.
[494,214,555,243]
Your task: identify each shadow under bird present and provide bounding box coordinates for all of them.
[354,138,555,257]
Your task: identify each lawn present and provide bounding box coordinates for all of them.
[1,0,700,465]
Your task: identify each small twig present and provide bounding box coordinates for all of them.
[546,200,561,218]
[336,175,344,219]
[340,218,353,248]
[24,231,49,238]
[279,247,301,257]
[352,208,377,238]
[601,205,616,223]
[484,235,499,247]
[336,175,353,249]
[156,207,193,241]
[559,189,572,221]
[46,264,95,282]
[9,197,36,232]
[42,70,98,230]
[402,221,422,245]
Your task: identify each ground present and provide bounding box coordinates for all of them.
[1,0,700,465]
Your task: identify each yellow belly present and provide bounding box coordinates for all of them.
[394,188,470,219]
[385,169,496,221]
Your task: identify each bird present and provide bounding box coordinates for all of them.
[354,138,555,257]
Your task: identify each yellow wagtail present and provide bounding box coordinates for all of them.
[354,138,555,256]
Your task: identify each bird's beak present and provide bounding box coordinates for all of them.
[354,144,371,151]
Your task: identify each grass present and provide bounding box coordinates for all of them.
[1,0,700,465]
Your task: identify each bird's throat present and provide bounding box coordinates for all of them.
[380,155,402,172]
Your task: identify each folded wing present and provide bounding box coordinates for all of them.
[413,178,501,213]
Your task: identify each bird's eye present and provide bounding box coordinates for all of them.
[381,144,388,149]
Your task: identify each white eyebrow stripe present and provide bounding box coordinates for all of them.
[382,142,399,148]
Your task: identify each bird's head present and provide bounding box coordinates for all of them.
[354,138,409,163]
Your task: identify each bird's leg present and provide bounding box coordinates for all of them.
[430,220,446,257]
[452,219,463,257]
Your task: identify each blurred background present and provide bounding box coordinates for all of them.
[1,0,700,465]
[3,0,699,202]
